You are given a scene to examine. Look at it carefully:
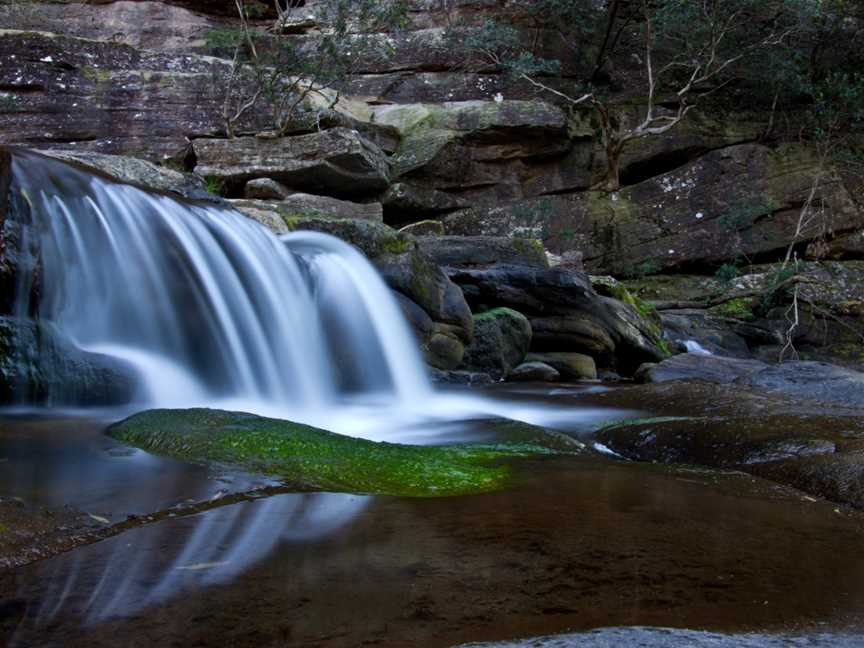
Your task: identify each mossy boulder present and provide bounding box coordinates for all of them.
[461,308,533,377]
[108,408,581,497]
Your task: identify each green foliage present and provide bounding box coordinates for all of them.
[713,263,741,286]
[382,237,411,255]
[809,72,864,139]
[0,95,20,112]
[215,0,408,136]
[633,259,661,278]
[109,408,575,498]
[204,27,244,56]
[203,177,224,196]
[656,338,673,358]
[754,262,803,316]
[718,198,779,232]
[711,297,756,321]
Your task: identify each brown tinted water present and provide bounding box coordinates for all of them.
[2,389,864,647]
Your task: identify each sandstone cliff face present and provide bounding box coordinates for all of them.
[1,0,862,375]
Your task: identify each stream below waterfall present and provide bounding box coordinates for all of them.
[3,384,864,647]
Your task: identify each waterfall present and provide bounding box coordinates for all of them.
[7,151,432,420]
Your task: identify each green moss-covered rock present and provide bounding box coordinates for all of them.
[461,307,532,377]
[109,408,578,498]
[710,297,756,321]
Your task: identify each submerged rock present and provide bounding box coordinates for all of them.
[108,408,581,497]
[0,496,102,570]
[456,627,861,648]
[583,381,864,509]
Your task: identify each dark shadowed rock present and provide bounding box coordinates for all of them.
[447,264,666,372]
[508,361,560,382]
[395,293,466,370]
[660,309,774,358]
[244,178,292,200]
[417,235,548,269]
[461,308,532,377]
[444,144,861,275]
[0,316,136,406]
[382,183,469,220]
[194,129,390,198]
[639,353,769,384]
[818,228,864,259]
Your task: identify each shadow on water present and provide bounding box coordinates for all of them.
[3,387,864,647]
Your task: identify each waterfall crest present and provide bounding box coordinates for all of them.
[8,151,432,417]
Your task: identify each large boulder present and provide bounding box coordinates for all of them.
[740,361,864,408]
[372,100,574,218]
[194,129,390,199]
[638,353,769,384]
[235,193,384,222]
[395,293,466,370]
[0,317,136,406]
[508,361,561,382]
[39,150,215,202]
[447,264,667,373]
[525,352,597,380]
[461,308,532,377]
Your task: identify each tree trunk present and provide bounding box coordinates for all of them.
[604,142,621,192]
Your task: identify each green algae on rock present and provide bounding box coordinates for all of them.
[108,409,579,498]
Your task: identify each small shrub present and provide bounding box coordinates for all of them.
[713,263,740,286]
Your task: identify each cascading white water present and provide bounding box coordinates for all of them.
[10,151,432,419]
[8,151,621,440]
[683,340,713,355]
